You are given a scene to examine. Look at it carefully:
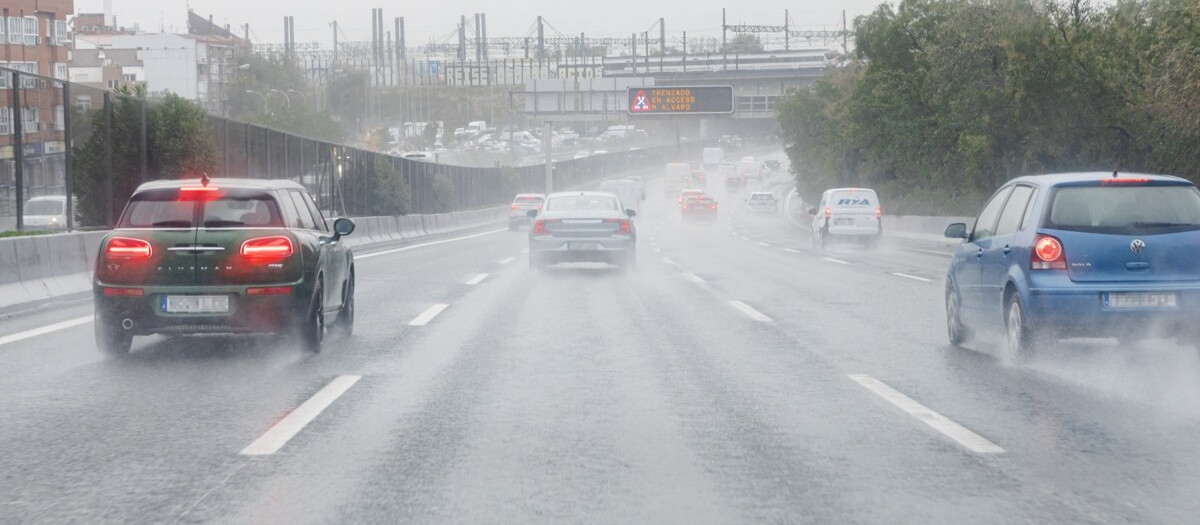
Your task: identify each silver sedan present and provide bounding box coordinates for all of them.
[528,192,637,271]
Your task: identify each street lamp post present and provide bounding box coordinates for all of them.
[268,89,292,110]
[286,89,308,107]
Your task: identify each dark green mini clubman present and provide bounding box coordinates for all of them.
[93,177,356,356]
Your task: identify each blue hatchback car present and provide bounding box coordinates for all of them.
[944,173,1200,360]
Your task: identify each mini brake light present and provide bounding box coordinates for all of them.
[247,286,293,296]
[180,186,219,192]
[240,236,294,258]
[103,287,144,297]
[106,237,153,258]
[1031,234,1066,270]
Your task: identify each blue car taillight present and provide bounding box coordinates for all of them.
[1031,234,1067,270]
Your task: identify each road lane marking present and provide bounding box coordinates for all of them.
[498,257,516,265]
[653,248,662,253]
[847,374,1004,454]
[661,257,681,269]
[521,248,529,254]
[729,300,773,322]
[408,304,450,326]
[782,248,802,254]
[0,316,92,347]
[357,229,505,260]
[465,274,489,286]
[758,242,772,247]
[892,273,933,283]
[822,257,850,265]
[905,248,955,258]
[682,272,706,284]
[240,375,362,456]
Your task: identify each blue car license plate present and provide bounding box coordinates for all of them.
[1104,292,1177,308]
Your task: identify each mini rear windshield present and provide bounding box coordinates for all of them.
[119,190,283,228]
[1046,185,1200,234]
[829,191,876,207]
[545,196,619,211]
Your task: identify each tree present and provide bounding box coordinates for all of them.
[149,93,218,179]
[363,158,412,216]
[723,34,765,54]
[431,173,458,212]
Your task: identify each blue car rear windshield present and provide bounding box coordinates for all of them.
[1046,185,1200,234]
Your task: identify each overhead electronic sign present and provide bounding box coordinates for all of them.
[627,86,735,115]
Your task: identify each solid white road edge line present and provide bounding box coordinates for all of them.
[822,257,850,265]
[728,300,773,322]
[465,274,489,286]
[892,273,933,283]
[240,375,362,456]
[498,257,516,265]
[758,242,772,247]
[847,374,1005,454]
[0,316,93,347]
[408,304,451,326]
[356,229,505,260]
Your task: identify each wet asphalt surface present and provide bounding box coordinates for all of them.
[3,156,1200,524]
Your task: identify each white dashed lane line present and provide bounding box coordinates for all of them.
[891,273,933,283]
[848,374,1004,454]
[240,375,362,456]
[408,304,451,326]
[465,274,489,286]
[682,273,707,285]
[497,257,516,265]
[728,300,773,323]
[758,242,772,247]
[822,257,850,265]
[0,316,93,348]
[782,248,802,254]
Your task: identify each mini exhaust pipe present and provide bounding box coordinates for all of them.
[122,318,134,330]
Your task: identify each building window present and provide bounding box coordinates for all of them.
[107,79,119,89]
[52,20,69,45]
[22,107,40,133]
[0,108,11,135]
[54,105,65,131]
[76,95,92,111]
[122,73,137,83]
[23,16,38,46]
[54,63,67,80]
[7,17,22,45]
[0,62,40,88]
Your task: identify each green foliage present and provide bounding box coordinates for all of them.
[431,173,458,212]
[778,0,1200,215]
[71,87,218,226]
[724,34,765,54]
[364,158,413,216]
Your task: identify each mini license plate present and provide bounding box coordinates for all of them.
[834,218,855,226]
[1104,292,1178,308]
[569,242,599,251]
[163,295,230,313]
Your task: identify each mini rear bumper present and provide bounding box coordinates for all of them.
[93,281,310,336]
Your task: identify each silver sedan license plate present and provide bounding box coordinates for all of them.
[1105,292,1177,308]
[163,295,230,313]
[569,242,599,251]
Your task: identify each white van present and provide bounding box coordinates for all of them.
[702,147,724,167]
[664,163,693,195]
[811,188,882,249]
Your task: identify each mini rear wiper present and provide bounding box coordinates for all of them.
[204,220,245,227]
[151,220,192,228]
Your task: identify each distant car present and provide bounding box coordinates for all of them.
[681,196,719,221]
[625,176,646,199]
[764,159,782,172]
[676,188,705,205]
[944,173,1200,360]
[92,177,356,357]
[746,192,779,214]
[528,191,637,272]
[22,195,68,230]
[691,170,708,188]
[664,162,693,195]
[737,160,766,183]
[509,193,546,230]
[811,188,882,249]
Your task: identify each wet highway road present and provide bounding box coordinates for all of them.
[3,159,1200,524]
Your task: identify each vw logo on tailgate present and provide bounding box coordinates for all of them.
[1130,239,1146,255]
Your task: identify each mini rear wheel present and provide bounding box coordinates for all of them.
[94,313,132,358]
[330,273,354,338]
[299,285,325,354]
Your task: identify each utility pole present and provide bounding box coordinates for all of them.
[398,17,405,61]
[458,15,467,60]
[683,31,687,72]
[481,13,488,62]
[721,8,727,71]
[332,21,339,68]
[371,9,378,85]
[537,16,545,58]
[659,18,665,55]
[543,121,553,193]
[631,33,637,74]
[785,9,790,51]
[842,10,849,55]
[474,13,482,62]
[644,31,649,70]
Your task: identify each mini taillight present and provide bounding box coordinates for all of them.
[247,286,293,296]
[824,207,832,220]
[709,204,718,209]
[876,206,882,218]
[241,236,294,258]
[106,237,152,258]
[103,287,144,297]
[1031,234,1066,270]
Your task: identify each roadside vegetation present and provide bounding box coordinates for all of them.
[779,0,1200,214]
